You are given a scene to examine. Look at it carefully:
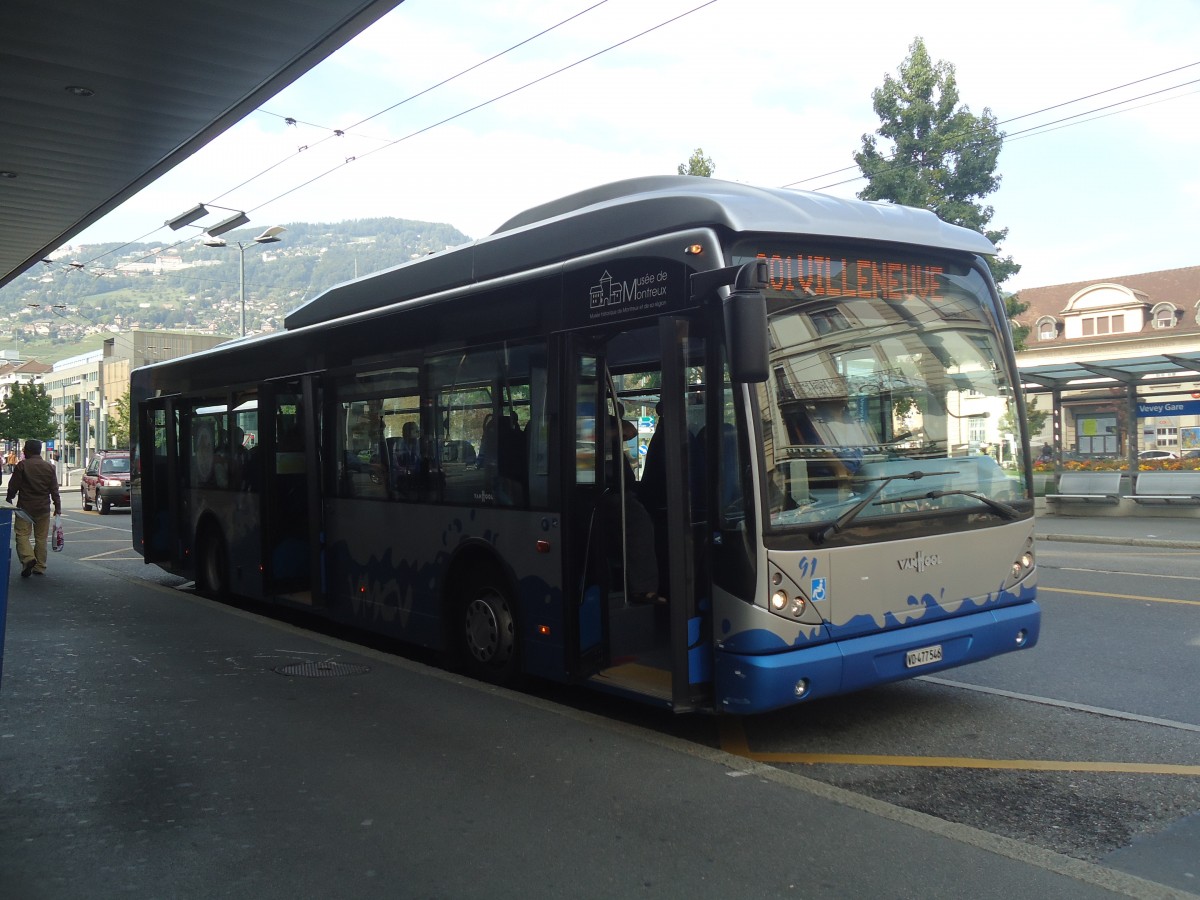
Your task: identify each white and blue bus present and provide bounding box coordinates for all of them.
[131,176,1039,714]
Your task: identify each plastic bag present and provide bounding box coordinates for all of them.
[52,515,64,552]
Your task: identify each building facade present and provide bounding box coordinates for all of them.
[46,329,230,468]
[1012,265,1200,459]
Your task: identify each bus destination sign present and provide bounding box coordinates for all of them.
[756,251,947,302]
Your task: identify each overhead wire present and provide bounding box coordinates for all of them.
[241,0,721,216]
[46,18,1198,289]
[74,1,618,272]
[51,1,719,294]
[214,0,614,205]
[786,61,1200,191]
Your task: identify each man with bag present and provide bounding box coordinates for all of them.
[6,439,62,577]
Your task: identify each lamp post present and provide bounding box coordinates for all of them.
[203,227,285,337]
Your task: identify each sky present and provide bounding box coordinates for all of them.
[66,0,1200,293]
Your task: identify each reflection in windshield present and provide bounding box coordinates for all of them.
[752,258,1028,531]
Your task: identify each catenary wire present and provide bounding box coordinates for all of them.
[52,30,1198,282]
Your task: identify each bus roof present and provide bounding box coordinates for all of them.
[284,176,996,330]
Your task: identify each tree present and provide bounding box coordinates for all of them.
[855,38,1019,290]
[1000,394,1049,449]
[1004,293,1030,351]
[0,383,56,446]
[107,389,131,450]
[677,148,715,177]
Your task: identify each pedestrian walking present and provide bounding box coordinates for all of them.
[6,439,62,577]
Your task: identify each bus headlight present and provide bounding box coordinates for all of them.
[1007,545,1035,585]
[770,589,806,617]
[767,563,812,620]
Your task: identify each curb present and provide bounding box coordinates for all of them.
[1037,533,1200,550]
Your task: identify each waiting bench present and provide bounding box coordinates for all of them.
[1123,471,1200,505]
[1045,471,1122,504]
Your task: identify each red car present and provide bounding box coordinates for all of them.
[81,450,131,514]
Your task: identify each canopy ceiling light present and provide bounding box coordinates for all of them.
[205,211,250,237]
[165,203,209,231]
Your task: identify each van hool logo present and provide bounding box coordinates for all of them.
[897,551,940,572]
[589,269,670,310]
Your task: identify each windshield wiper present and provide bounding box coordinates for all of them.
[810,468,958,544]
[877,489,1022,521]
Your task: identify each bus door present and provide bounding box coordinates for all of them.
[260,377,323,604]
[564,320,703,711]
[656,315,706,712]
[564,339,609,675]
[135,396,181,567]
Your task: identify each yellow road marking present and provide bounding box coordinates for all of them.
[1039,586,1200,607]
[718,718,1200,775]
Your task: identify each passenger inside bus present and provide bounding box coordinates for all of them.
[478,409,528,505]
[388,420,427,498]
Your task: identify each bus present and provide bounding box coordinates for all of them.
[131,176,1039,714]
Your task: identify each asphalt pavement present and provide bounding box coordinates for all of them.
[0,493,1195,899]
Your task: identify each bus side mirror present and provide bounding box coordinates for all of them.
[724,261,769,383]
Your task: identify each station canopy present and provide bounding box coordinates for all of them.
[1020,351,1200,393]
[0,0,403,290]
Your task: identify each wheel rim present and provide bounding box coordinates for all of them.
[463,589,514,666]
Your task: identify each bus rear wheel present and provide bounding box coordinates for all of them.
[459,578,518,684]
[196,528,230,598]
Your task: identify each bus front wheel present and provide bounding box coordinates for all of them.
[458,578,518,684]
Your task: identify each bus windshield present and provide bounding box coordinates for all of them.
[739,243,1029,533]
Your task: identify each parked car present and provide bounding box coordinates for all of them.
[1138,449,1178,460]
[1182,448,1200,459]
[81,450,131,514]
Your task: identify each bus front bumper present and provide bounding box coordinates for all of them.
[714,601,1040,715]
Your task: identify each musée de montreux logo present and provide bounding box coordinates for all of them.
[586,268,672,321]
[897,550,940,572]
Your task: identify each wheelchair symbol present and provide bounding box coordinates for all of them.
[811,577,827,603]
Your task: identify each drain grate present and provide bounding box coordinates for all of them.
[274,661,371,678]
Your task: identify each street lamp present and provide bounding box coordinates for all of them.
[203,226,286,337]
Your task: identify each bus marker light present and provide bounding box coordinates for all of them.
[536,540,551,554]
[685,243,704,255]
[794,679,810,699]
[770,590,788,611]
[1015,629,1028,647]
[538,624,551,636]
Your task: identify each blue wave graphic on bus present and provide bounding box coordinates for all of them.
[829,581,1036,641]
[720,580,1035,654]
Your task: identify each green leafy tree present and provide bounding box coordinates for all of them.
[0,383,56,445]
[1004,292,1030,351]
[107,390,131,450]
[855,38,1019,290]
[1000,394,1049,448]
[677,148,715,177]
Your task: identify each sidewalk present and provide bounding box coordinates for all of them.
[0,503,1175,899]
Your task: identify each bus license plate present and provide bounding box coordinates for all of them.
[905,644,943,669]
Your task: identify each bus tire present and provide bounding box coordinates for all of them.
[457,575,519,685]
[196,526,230,598]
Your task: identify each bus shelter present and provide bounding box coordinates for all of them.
[1019,350,1200,472]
